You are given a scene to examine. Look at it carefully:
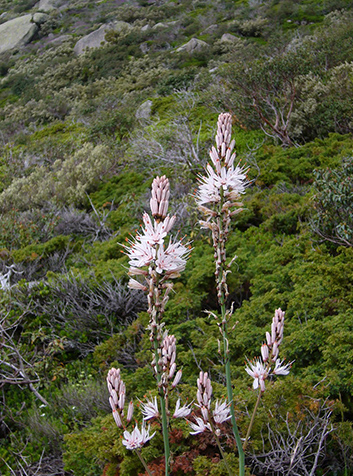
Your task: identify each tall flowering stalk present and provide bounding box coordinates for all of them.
[244,308,293,450]
[196,113,249,476]
[118,176,190,476]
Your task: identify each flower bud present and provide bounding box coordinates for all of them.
[261,343,269,362]
[127,400,134,423]
[172,369,182,388]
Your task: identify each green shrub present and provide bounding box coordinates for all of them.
[311,156,353,247]
[0,143,114,211]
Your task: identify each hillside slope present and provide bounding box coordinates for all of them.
[1,1,353,475]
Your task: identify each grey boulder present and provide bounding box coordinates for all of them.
[176,38,208,53]
[0,13,48,54]
[73,21,132,55]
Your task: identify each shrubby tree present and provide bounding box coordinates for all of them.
[311,157,353,247]
[215,38,312,145]
[291,62,353,141]
[212,9,353,145]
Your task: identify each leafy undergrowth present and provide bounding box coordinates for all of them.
[1,0,353,475]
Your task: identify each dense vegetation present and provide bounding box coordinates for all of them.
[1,0,353,474]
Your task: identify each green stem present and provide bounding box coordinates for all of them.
[243,388,262,451]
[152,330,171,476]
[216,189,245,476]
[159,391,171,476]
[243,359,272,451]
[221,304,245,476]
[209,420,233,476]
[135,448,154,476]
[150,286,170,473]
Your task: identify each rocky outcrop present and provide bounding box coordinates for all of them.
[73,21,132,55]
[47,33,71,45]
[176,38,208,54]
[136,100,153,121]
[220,33,238,43]
[201,24,218,35]
[36,0,69,11]
[36,0,58,11]
[0,13,48,54]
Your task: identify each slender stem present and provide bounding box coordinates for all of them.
[209,419,233,476]
[152,330,171,476]
[216,191,245,476]
[159,391,171,476]
[243,388,262,451]
[150,278,170,476]
[243,359,272,451]
[221,305,245,476]
[135,449,154,476]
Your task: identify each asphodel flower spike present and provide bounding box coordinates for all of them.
[195,114,249,476]
[245,308,293,393]
[123,176,190,281]
[196,113,249,211]
[121,176,190,476]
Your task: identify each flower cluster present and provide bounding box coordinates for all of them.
[245,308,293,392]
[107,368,157,453]
[196,113,248,213]
[122,422,155,451]
[188,371,231,435]
[196,113,249,301]
[124,176,190,281]
[107,368,133,429]
[142,333,190,421]
[161,335,182,387]
[124,175,191,378]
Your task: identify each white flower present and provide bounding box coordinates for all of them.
[112,409,123,428]
[213,164,248,196]
[172,369,182,388]
[140,397,159,420]
[125,238,155,268]
[196,165,221,206]
[173,398,192,418]
[140,212,175,245]
[122,423,155,450]
[188,416,212,435]
[245,358,268,391]
[261,343,269,362]
[213,400,232,424]
[196,163,248,207]
[127,400,134,423]
[272,358,292,376]
[155,242,189,275]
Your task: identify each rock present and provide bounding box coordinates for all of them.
[0,13,48,54]
[141,24,150,32]
[73,21,131,55]
[36,0,59,11]
[152,22,167,30]
[176,38,208,54]
[152,21,177,30]
[32,13,49,24]
[135,100,153,121]
[140,42,149,54]
[47,34,71,45]
[220,33,238,43]
[201,24,218,35]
